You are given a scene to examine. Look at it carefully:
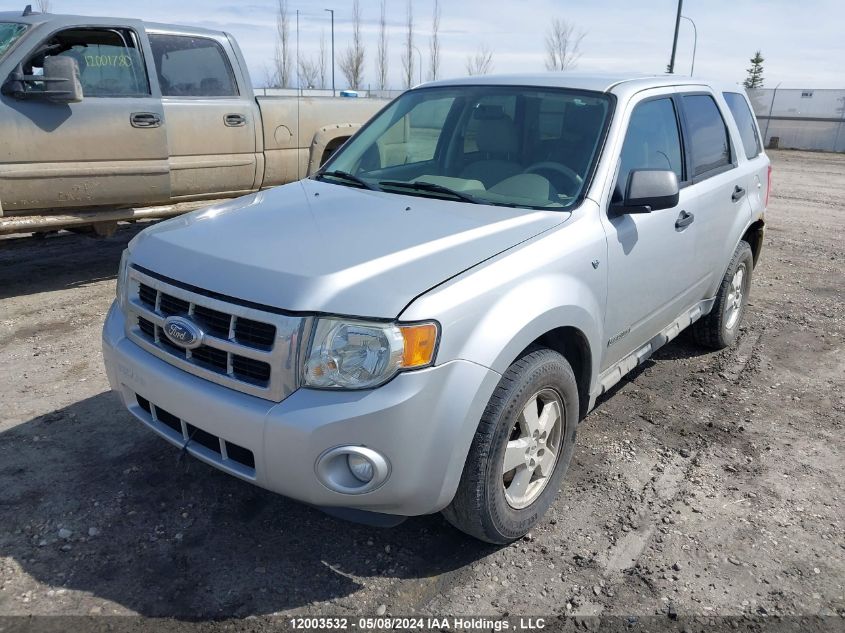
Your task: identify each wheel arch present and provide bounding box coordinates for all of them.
[741,219,765,267]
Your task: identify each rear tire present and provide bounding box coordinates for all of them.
[442,347,578,544]
[692,240,753,349]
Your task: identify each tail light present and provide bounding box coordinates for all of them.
[765,164,772,208]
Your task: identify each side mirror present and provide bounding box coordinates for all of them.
[41,56,84,103]
[1,56,83,103]
[613,169,679,214]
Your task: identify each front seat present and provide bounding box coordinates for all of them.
[460,116,522,188]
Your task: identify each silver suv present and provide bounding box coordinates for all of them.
[102,75,770,543]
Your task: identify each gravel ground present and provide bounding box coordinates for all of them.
[0,150,843,627]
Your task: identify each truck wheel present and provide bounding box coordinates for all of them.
[692,240,754,349]
[442,347,578,544]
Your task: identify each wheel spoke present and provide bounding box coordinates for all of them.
[538,399,561,434]
[520,396,541,435]
[507,465,534,499]
[503,437,531,473]
[536,447,557,477]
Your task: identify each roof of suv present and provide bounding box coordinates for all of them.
[421,73,741,98]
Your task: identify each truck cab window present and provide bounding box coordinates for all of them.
[23,28,149,97]
[148,34,238,97]
[616,98,684,199]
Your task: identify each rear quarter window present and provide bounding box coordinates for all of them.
[723,92,762,160]
[681,94,731,177]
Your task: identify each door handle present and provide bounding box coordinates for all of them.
[675,210,695,230]
[732,185,746,202]
[224,113,247,127]
[130,112,162,128]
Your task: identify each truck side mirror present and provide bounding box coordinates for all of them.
[41,56,84,103]
[1,56,83,103]
[612,169,679,214]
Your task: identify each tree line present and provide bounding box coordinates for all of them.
[266,0,585,90]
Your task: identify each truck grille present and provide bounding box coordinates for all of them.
[124,266,311,402]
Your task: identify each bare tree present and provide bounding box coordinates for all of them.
[428,0,440,81]
[338,0,365,89]
[272,0,292,87]
[36,0,52,12]
[298,57,320,89]
[318,30,328,89]
[401,0,414,89]
[544,18,585,71]
[376,0,389,91]
[466,45,494,76]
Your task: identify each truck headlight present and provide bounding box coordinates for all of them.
[115,249,130,310]
[304,318,438,389]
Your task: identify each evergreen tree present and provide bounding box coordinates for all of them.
[744,51,764,89]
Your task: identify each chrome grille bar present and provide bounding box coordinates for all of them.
[124,266,312,402]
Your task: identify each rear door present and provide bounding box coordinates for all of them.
[722,90,769,218]
[675,91,752,297]
[0,24,169,212]
[600,90,701,370]
[147,32,258,201]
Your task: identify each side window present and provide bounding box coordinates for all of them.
[148,34,238,97]
[377,96,455,167]
[616,98,683,198]
[723,92,762,160]
[24,28,149,97]
[681,94,731,177]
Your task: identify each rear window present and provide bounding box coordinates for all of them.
[682,94,731,177]
[723,92,762,160]
[148,34,238,97]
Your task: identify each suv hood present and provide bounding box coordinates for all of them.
[130,179,566,317]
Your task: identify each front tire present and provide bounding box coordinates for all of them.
[692,240,754,349]
[442,348,579,544]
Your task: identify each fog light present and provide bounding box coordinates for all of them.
[347,454,374,482]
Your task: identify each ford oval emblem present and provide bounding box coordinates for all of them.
[162,316,204,349]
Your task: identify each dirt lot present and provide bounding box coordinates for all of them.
[0,150,843,627]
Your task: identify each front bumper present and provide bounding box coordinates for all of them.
[102,302,501,516]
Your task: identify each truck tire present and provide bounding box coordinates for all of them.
[442,347,578,544]
[692,240,754,349]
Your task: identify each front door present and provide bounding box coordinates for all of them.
[600,92,701,371]
[0,25,169,212]
[146,33,258,201]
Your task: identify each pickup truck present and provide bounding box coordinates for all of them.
[102,74,770,543]
[0,8,383,236]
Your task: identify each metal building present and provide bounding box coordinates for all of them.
[747,88,845,153]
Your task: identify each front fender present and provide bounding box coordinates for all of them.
[401,206,607,400]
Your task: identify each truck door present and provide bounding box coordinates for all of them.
[600,92,703,371]
[0,25,169,212]
[147,33,258,201]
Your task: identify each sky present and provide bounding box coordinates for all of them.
[26,0,845,89]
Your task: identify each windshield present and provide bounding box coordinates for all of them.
[320,85,612,209]
[0,22,27,61]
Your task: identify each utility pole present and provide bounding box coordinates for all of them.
[668,0,683,74]
[324,8,335,96]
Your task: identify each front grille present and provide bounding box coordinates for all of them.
[135,393,255,472]
[124,267,310,401]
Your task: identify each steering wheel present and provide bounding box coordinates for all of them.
[525,162,583,197]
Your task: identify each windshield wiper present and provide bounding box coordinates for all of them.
[378,180,481,204]
[316,170,380,191]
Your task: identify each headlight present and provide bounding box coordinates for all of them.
[304,318,438,389]
[115,249,130,310]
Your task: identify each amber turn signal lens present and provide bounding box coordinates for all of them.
[400,323,438,368]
